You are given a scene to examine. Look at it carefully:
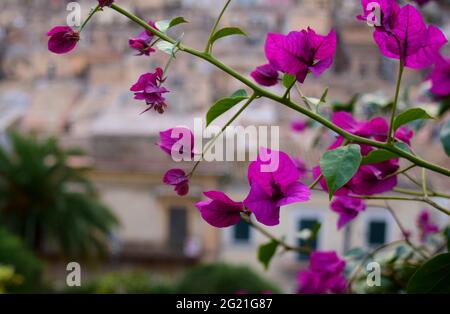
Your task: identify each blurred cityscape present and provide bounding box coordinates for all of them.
[0,0,449,293]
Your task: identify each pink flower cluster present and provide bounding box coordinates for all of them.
[314,112,414,229]
[297,251,347,294]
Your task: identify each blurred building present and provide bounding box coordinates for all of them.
[0,0,449,291]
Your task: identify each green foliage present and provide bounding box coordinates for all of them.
[176,263,280,294]
[0,132,118,258]
[155,16,189,33]
[393,108,434,131]
[407,253,450,294]
[209,27,247,47]
[66,271,174,294]
[258,240,279,271]
[0,265,24,293]
[282,74,296,89]
[320,144,362,200]
[206,89,248,126]
[0,227,43,292]
[440,120,450,157]
[362,143,409,164]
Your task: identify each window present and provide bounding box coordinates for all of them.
[168,207,187,250]
[233,220,250,243]
[298,218,320,261]
[367,220,387,247]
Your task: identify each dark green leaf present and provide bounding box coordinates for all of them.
[206,90,248,126]
[155,16,189,33]
[282,74,296,89]
[332,94,359,113]
[407,253,450,294]
[169,16,189,28]
[444,227,450,252]
[440,120,450,157]
[258,240,279,271]
[210,27,247,46]
[362,149,399,164]
[393,108,433,131]
[320,144,362,200]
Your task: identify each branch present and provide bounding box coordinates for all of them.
[110,4,450,178]
[241,213,310,254]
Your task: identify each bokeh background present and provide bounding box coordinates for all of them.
[0,0,449,293]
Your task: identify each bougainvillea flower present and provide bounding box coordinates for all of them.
[158,127,194,159]
[130,68,169,113]
[265,27,336,83]
[298,251,347,294]
[357,0,400,31]
[163,169,189,196]
[251,64,279,86]
[347,161,399,195]
[196,191,244,228]
[292,158,308,180]
[128,21,158,56]
[291,119,308,133]
[98,0,114,7]
[330,196,366,229]
[359,2,447,68]
[47,26,80,54]
[331,111,413,150]
[417,210,440,242]
[243,148,311,226]
[428,56,450,98]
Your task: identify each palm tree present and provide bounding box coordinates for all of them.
[0,132,118,257]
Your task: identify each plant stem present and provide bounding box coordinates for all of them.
[283,79,297,99]
[309,174,323,190]
[388,58,404,144]
[205,0,232,54]
[241,213,309,254]
[80,5,100,32]
[352,194,450,215]
[188,93,258,177]
[110,4,450,178]
[384,201,429,259]
[421,168,428,198]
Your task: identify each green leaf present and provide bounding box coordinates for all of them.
[258,240,279,271]
[206,90,248,127]
[444,227,450,252]
[210,27,247,46]
[320,144,362,200]
[282,74,296,89]
[361,142,409,165]
[169,16,189,28]
[440,120,450,157]
[393,108,434,131]
[362,149,399,164]
[155,16,189,33]
[407,253,450,294]
[156,41,176,55]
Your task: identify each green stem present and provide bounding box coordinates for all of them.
[205,0,232,54]
[110,4,450,178]
[188,93,258,177]
[352,194,450,215]
[241,213,309,254]
[283,79,297,99]
[384,202,429,259]
[393,187,450,199]
[80,5,100,32]
[421,168,428,198]
[388,58,404,144]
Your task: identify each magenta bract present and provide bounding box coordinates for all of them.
[265,27,336,83]
[196,191,244,228]
[47,26,80,54]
